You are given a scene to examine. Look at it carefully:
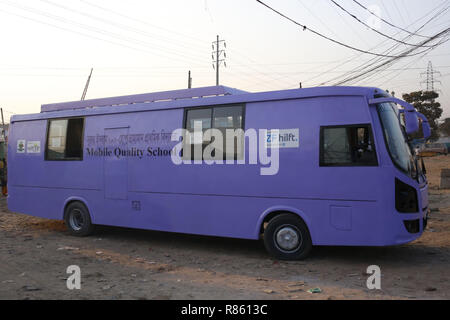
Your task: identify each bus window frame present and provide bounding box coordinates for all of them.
[45,117,85,161]
[182,104,246,161]
[319,123,379,167]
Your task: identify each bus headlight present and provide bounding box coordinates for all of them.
[395,178,419,213]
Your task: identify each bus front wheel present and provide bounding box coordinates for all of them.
[64,202,95,237]
[263,213,312,260]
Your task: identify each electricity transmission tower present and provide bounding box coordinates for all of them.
[420,61,441,92]
[212,35,226,86]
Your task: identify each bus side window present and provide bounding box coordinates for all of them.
[46,118,84,160]
[184,105,244,161]
[184,108,212,160]
[320,124,378,167]
[212,106,244,160]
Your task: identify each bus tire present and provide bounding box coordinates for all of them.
[64,202,95,237]
[263,213,312,260]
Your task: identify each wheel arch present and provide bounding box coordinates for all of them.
[62,197,93,221]
[255,206,313,241]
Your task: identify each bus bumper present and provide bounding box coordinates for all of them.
[391,208,429,245]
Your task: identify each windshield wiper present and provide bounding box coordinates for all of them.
[414,158,420,182]
[421,157,427,175]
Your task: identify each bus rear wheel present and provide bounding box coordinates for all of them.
[263,213,312,260]
[64,202,95,237]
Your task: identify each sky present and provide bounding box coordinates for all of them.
[0,0,449,123]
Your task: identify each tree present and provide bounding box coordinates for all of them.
[439,118,450,137]
[402,90,443,141]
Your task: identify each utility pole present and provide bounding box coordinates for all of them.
[0,108,5,142]
[212,35,226,86]
[188,70,192,89]
[81,68,93,100]
[420,61,441,92]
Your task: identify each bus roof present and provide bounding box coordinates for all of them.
[12,85,386,122]
[41,85,249,113]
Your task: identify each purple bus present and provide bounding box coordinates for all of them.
[7,86,430,260]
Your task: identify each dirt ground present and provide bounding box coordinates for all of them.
[0,156,449,300]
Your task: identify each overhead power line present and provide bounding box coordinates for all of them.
[333,32,450,86]
[333,16,450,87]
[79,0,206,45]
[256,0,444,58]
[0,109,17,115]
[1,0,206,66]
[296,0,344,42]
[307,2,449,87]
[328,0,435,47]
[361,47,432,88]
[0,7,163,60]
[40,0,206,59]
[319,4,450,87]
[315,4,450,86]
[352,0,431,38]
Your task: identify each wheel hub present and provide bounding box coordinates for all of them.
[275,226,300,251]
[69,209,84,231]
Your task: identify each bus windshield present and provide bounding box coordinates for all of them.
[377,102,416,177]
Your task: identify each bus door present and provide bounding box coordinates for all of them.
[104,127,129,200]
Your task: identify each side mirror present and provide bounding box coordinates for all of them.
[417,112,431,140]
[403,109,420,135]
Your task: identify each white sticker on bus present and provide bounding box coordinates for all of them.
[265,129,299,148]
[17,140,26,153]
[27,141,41,153]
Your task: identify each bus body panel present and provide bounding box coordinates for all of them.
[7,86,427,247]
